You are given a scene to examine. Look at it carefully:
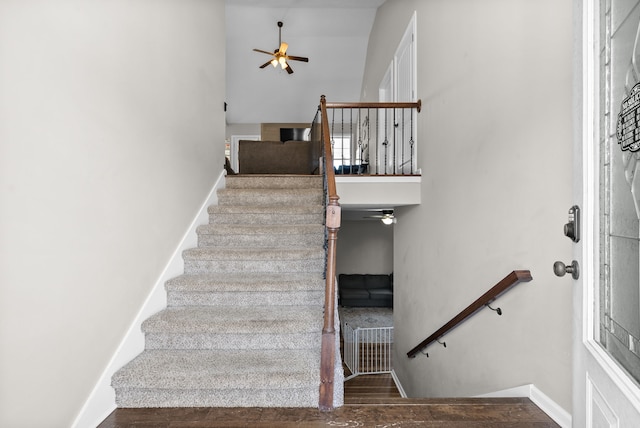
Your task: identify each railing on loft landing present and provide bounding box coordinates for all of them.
[323,99,422,176]
[406,270,533,359]
[313,95,423,410]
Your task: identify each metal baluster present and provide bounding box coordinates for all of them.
[375,108,379,175]
[410,107,415,174]
[327,109,336,173]
[341,108,345,172]
[393,108,397,175]
[366,108,371,174]
[383,108,388,174]
[401,108,405,174]
[349,108,354,173]
[356,109,360,168]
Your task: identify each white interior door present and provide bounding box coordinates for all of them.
[394,12,416,174]
[377,12,416,176]
[574,1,640,426]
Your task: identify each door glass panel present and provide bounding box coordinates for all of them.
[600,0,640,384]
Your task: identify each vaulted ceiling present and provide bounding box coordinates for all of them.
[225,0,386,124]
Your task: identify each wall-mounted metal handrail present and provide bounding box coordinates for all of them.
[406,270,533,359]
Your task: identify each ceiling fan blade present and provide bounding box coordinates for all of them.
[253,48,276,56]
[285,62,294,74]
[279,42,288,55]
[259,60,272,69]
[363,210,394,219]
[286,55,309,62]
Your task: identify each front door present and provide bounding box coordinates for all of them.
[574,1,640,425]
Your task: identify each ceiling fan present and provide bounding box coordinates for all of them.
[253,21,309,74]
[364,210,396,225]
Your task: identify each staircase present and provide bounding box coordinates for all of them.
[112,174,337,408]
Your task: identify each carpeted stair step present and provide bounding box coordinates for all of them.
[225,175,323,189]
[112,349,320,408]
[208,205,324,225]
[196,223,324,247]
[183,247,325,274]
[112,174,341,409]
[217,188,323,206]
[142,306,323,350]
[165,273,325,306]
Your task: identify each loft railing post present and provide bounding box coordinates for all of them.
[319,95,341,411]
[316,97,421,409]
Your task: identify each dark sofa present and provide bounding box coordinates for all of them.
[338,273,393,308]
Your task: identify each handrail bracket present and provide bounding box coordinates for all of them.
[407,270,532,359]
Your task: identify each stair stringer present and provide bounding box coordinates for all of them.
[332,281,345,407]
[71,170,227,428]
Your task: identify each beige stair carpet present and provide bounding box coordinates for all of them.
[112,175,343,408]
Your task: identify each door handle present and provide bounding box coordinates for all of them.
[553,260,580,280]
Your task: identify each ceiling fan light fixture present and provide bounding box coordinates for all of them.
[253,21,309,75]
[381,216,396,225]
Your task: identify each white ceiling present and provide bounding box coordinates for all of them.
[225,0,385,124]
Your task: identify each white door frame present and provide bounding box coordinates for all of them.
[230,134,259,173]
[393,12,417,174]
[377,11,417,175]
[575,0,640,425]
[394,11,417,103]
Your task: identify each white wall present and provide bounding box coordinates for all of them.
[336,220,394,275]
[226,123,261,140]
[0,1,226,426]
[361,0,573,412]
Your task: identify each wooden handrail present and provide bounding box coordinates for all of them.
[318,95,341,411]
[325,100,422,112]
[317,96,423,409]
[406,270,533,359]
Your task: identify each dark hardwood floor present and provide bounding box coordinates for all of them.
[344,373,402,403]
[98,372,559,427]
[99,329,559,426]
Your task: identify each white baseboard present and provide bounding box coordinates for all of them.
[71,171,225,428]
[529,385,572,428]
[476,384,572,428]
[367,373,571,428]
[391,370,407,398]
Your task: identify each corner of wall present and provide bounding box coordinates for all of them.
[70,171,226,428]
[391,370,408,398]
[529,385,572,428]
[476,384,572,428]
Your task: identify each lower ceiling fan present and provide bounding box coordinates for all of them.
[253,21,309,74]
[364,210,396,225]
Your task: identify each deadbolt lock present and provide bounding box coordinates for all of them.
[564,205,580,243]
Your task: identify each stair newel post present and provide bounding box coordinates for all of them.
[319,94,341,411]
[319,201,340,411]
